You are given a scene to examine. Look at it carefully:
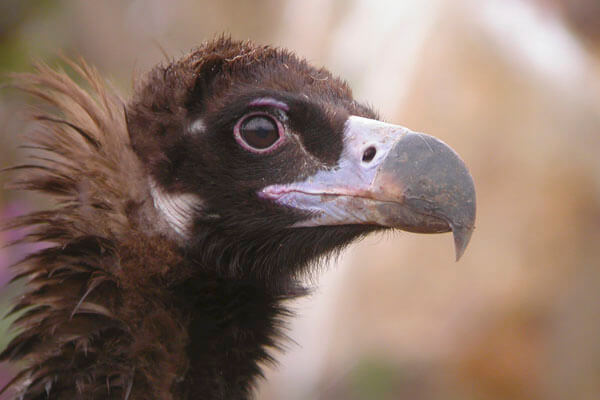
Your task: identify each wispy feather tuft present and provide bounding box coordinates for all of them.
[1,60,185,399]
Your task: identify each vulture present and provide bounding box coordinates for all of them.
[0,37,475,399]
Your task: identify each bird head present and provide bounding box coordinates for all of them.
[126,38,476,283]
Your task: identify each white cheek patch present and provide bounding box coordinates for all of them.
[150,181,204,237]
[188,119,206,135]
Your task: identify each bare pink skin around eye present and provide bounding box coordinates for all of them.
[248,97,290,112]
[233,112,286,154]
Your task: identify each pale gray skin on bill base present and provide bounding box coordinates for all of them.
[260,116,476,260]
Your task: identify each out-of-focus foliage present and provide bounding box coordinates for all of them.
[1,1,599,399]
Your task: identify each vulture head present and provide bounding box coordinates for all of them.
[1,38,475,399]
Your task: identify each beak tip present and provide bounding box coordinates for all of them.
[376,131,476,262]
[452,224,474,262]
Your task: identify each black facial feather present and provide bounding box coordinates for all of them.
[1,37,383,399]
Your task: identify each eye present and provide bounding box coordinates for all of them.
[234,113,284,153]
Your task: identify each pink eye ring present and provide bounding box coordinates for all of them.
[234,112,285,153]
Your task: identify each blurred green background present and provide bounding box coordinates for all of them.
[1,0,600,399]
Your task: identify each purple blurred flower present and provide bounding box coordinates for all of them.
[0,202,44,287]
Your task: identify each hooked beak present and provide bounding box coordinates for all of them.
[260,116,476,261]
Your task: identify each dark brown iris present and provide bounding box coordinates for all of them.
[239,115,281,150]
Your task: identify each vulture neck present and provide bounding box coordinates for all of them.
[174,272,299,399]
[165,232,308,399]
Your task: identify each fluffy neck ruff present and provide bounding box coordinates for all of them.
[0,61,304,400]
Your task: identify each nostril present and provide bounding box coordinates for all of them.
[362,146,377,163]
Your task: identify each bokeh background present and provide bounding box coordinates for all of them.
[1,0,599,399]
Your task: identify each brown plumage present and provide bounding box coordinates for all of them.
[1,58,188,398]
[1,37,476,399]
